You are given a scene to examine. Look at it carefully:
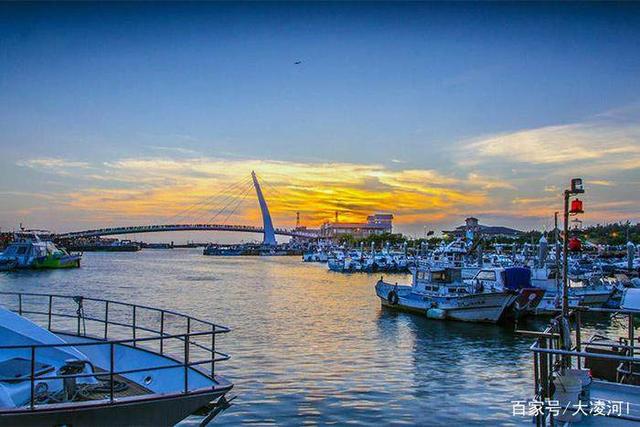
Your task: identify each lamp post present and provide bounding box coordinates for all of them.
[562,178,584,318]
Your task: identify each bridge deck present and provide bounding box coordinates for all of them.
[55,224,317,239]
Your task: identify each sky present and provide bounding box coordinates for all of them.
[1,2,639,242]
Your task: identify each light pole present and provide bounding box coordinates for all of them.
[554,212,560,298]
[562,178,584,318]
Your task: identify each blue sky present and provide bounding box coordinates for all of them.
[1,2,639,240]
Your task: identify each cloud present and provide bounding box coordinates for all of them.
[449,108,640,227]
[146,146,198,155]
[11,106,640,232]
[18,158,92,171]
[589,180,614,187]
[21,156,492,228]
[462,121,640,170]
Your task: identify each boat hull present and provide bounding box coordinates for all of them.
[32,254,81,269]
[431,293,517,323]
[0,383,232,427]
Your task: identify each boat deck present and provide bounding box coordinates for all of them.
[82,368,153,400]
[544,380,640,426]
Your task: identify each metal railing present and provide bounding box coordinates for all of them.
[0,291,230,411]
[527,307,640,426]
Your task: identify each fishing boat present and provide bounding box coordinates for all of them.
[375,266,524,323]
[203,245,244,256]
[0,292,232,426]
[302,250,328,262]
[464,267,546,320]
[530,266,613,308]
[0,235,81,271]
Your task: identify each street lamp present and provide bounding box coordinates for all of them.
[562,178,585,318]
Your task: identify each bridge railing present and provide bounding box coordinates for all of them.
[55,224,318,239]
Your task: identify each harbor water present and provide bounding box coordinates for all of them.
[0,249,617,426]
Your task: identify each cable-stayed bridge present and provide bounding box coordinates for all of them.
[55,171,318,244]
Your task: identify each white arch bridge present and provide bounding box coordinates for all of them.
[55,223,317,240]
[54,171,318,243]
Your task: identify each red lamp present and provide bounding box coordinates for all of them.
[570,199,584,215]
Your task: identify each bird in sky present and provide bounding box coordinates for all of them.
[294,61,302,65]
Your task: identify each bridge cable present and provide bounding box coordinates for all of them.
[254,173,288,202]
[163,174,252,224]
[205,181,254,225]
[188,176,255,224]
[172,174,253,224]
[220,184,254,225]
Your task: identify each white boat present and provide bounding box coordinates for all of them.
[375,266,521,323]
[0,292,232,426]
[302,250,328,262]
[0,234,81,271]
[531,266,613,308]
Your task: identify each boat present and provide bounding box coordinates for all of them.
[0,235,81,270]
[203,245,244,256]
[375,266,524,323]
[530,265,613,308]
[417,238,481,279]
[464,267,546,320]
[62,238,141,252]
[0,291,232,426]
[302,250,328,262]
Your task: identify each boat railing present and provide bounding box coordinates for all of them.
[0,291,230,411]
[526,307,640,426]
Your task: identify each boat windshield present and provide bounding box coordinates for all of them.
[32,245,46,257]
[475,270,497,281]
[4,245,29,256]
[430,269,462,283]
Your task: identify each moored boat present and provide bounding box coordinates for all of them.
[375,266,525,323]
[0,235,81,271]
[0,291,232,426]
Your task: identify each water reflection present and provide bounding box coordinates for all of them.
[1,250,543,425]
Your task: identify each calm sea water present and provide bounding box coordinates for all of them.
[0,249,621,426]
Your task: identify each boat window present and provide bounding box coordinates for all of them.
[476,270,496,281]
[33,246,45,257]
[3,246,18,256]
[16,246,28,255]
[431,271,450,283]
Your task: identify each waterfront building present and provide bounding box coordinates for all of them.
[320,213,393,239]
[442,217,522,239]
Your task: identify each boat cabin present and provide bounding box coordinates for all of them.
[412,267,470,294]
[469,267,532,292]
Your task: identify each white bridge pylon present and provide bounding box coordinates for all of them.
[251,170,277,245]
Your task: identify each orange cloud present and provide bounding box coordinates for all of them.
[46,157,488,229]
